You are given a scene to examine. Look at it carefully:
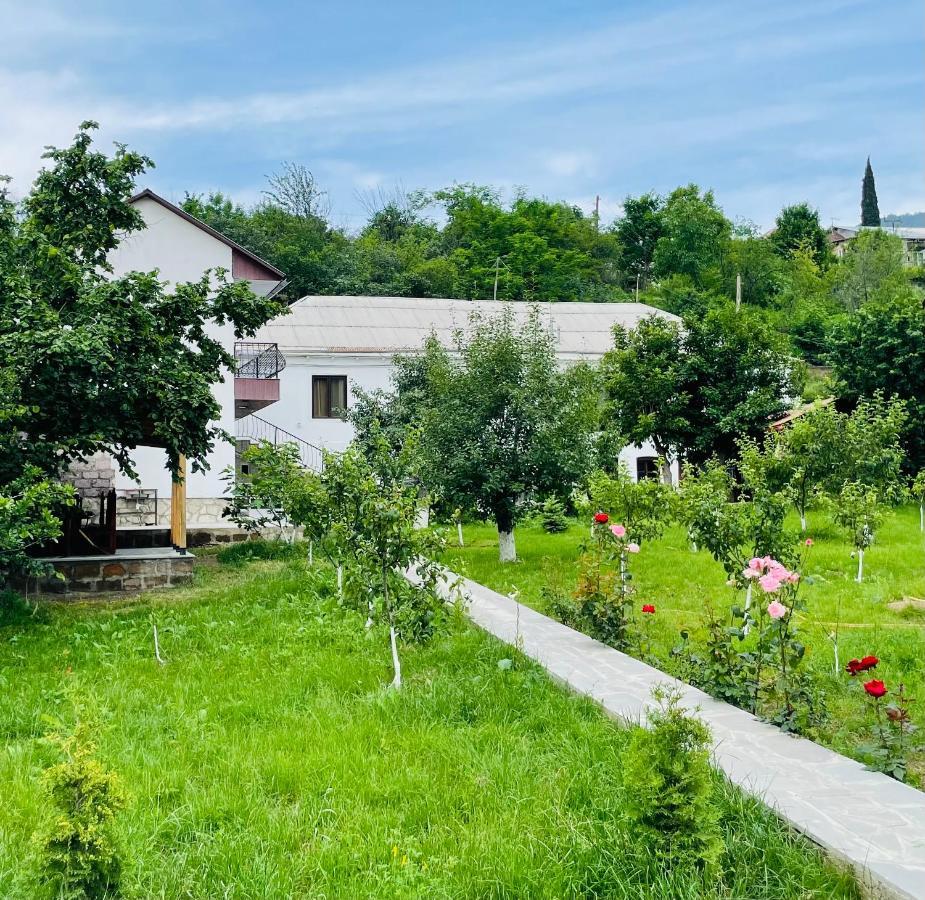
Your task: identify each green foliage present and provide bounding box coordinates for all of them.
[622,685,722,871]
[828,285,925,473]
[861,158,881,227]
[611,192,663,290]
[216,538,306,567]
[770,203,830,267]
[0,123,284,491]
[221,441,304,535]
[857,683,920,782]
[832,482,883,552]
[602,306,798,470]
[833,229,906,311]
[412,307,600,559]
[586,467,677,542]
[536,496,569,533]
[652,184,732,288]
[34,722,125,899]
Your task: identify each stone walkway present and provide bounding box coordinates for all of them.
[436,571,925,900]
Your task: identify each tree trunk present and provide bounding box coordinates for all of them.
[743,582,753,635]
[457,522,464,547]
[496,502,517,563]
[660,458,673,486]
[799,511,807,532]
[337,564,344,601]
[499,528,516,563]
[920,503,923,533]
[384,566,401,688]
[856,549,864,583]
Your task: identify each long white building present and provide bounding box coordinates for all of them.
[253,295,681,483]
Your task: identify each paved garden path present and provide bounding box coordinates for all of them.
[434,571,925,900]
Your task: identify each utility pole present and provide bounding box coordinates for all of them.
[735,273,742,311]
[594,194,600,231]
[635,273,640,302]
[493,255,509,302]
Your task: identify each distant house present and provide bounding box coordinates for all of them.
[254,295,682,483]
[63,190,288,537]
[826,225,925,266]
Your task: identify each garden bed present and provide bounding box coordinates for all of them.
[444,507,925,786]
[0,556,858,897]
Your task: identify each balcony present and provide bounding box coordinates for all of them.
[234,342,285,418]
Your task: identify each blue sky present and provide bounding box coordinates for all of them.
[2,0,923,231]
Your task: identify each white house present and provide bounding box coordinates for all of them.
[73,190,289,533]
[826,224,925,265]
[253,295,681,482]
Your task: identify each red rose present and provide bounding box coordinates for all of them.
[845,659,863,675]
[641,604,655,614]
[863,680,887,698]
[859,655,879,671]
[593,512,609,524]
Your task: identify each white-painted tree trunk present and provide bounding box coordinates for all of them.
[337,565,344,601]
[856,549,864,583]
[499,529,516,563]
[308,542,313,566]
[920,503,923,532]
[389,625,402,688]
[660,459,673,486]
[833,640,839,676]
[742,583,753,635]
[799,511,807,532]
[457,522,464,547]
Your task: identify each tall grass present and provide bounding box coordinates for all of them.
[0,557,858,897]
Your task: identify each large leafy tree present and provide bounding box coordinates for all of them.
[414,308,599,561]
[652,185,731,288]
[0,122,284,488]
[601,316,688,482]
[770,203,830,267]
[602,306,799,471]
[833,228,905,311]
[828,287,925,472]
[612,192,664,291]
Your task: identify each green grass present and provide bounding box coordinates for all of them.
[0,557,859,898]
[444,506,925,782]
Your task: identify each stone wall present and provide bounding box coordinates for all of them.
[60,453,116,499]
[32,555,195,594]
[115,496,229,528]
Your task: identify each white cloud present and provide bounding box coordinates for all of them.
[543,152,596,178]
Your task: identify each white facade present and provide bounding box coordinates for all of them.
[103,191,285,519]
[257,296,681,483]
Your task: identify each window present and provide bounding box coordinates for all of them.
[636,456,660,482]
[312,375,348,419]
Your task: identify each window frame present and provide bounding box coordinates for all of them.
[636,456,660,482]
[312,374,349,419]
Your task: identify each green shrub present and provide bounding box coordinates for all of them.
[217,538,305,566]
[538,496,569,533]
[34,722,125,899]
[623,685,722,871]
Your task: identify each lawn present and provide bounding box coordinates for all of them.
[0,555,860,898]
[444,506,925,782]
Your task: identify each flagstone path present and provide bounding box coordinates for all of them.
[432,570,925,900]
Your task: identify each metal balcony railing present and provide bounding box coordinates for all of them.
[234,342,286,379]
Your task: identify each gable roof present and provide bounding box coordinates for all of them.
[257,295,680,359]
[129,188,287,283]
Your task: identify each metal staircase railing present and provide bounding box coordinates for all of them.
[235,414,324,472]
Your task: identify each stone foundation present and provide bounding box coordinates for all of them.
[30,551,195,594]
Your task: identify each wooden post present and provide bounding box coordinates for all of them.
[735,273,742,310]
[170,454,187,552]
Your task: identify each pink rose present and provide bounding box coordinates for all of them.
[767,600,787,619]
[805,538,813,547]
[758,572,783,593]
[627,542,640,553]
[610,524,626,538]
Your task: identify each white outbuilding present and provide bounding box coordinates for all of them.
[252,295,681,482]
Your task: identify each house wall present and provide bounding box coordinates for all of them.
[106,196,237,503]
[269,352,680,483]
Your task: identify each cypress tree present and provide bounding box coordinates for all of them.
[861,157,880,226]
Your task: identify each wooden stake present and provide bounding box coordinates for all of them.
[735,273,742,310]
